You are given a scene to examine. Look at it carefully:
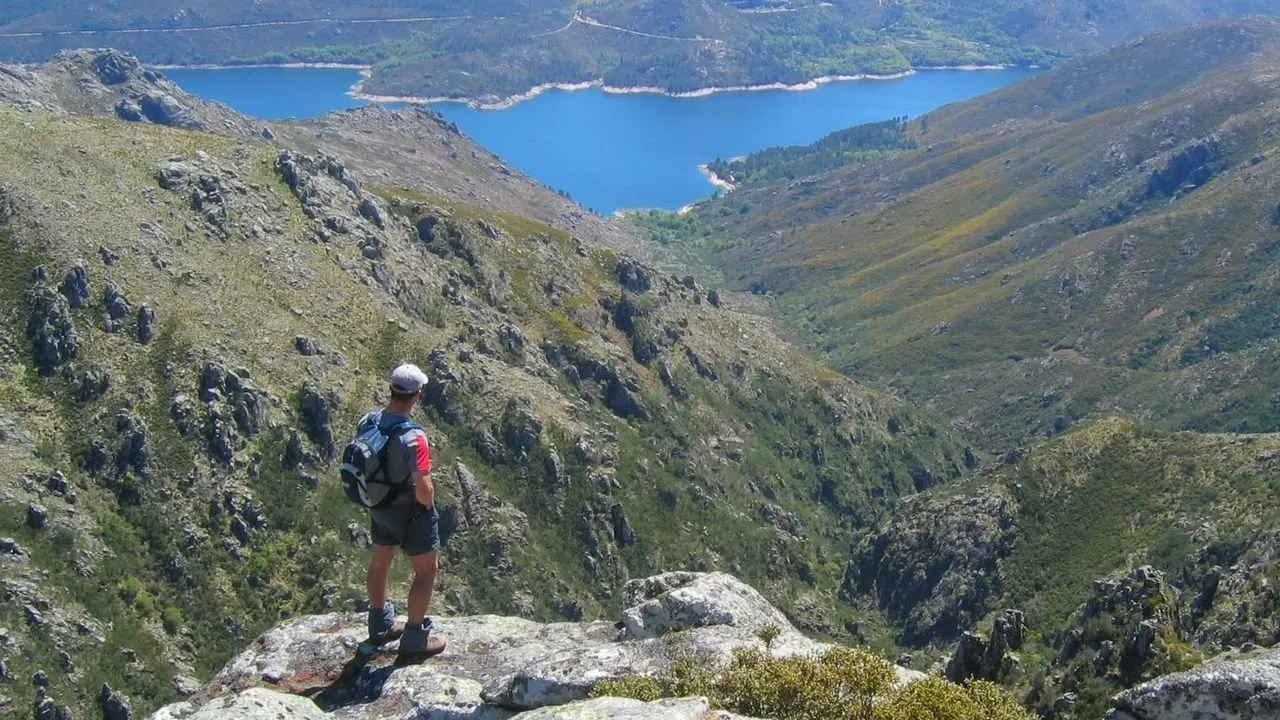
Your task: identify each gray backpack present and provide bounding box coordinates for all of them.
[341,418,420,509]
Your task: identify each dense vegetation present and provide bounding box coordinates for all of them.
[2,1,1278,99]
[707,118,915,188]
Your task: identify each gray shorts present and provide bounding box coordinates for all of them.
[370,504,440,556]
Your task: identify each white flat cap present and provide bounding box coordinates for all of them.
[390,363,428,394]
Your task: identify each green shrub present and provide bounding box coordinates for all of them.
[593,646,1035,720]
[162,605,185,634]
[758,623,782,649]
[879,677,1035,720]
[592,675,664,702]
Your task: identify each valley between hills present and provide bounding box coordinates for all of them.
[2,10,1280,720]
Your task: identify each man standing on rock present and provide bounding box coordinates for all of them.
[361,363,446,663]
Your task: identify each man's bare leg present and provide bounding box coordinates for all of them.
[406,550,438,624]
[366,543,401,642]
[397,550,445,663]
[367,543,397,608]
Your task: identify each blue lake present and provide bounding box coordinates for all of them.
[164,65,1035,214]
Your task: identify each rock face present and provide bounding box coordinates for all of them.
[1107,648,1280,720]
[147,572,918,720]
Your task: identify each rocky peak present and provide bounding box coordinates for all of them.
[0,49,262,136]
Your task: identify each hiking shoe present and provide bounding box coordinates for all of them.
[394,619,446,665]
[394,635,446,665]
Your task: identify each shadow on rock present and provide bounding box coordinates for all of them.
[298,651,397,711]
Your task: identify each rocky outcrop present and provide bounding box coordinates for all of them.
[137,304,156,343]
[147,572,921,720]
[1032,566,1192,717]
[616,260,653,294]
[1055,566,1182,677]
[76,364,112,402]
[945,609,1026,683]
[843,489,1016,645]
[1107,648,1280,720]
[517,697,749,719]
[26,284,78,375]
[299,385,338,459]
[437,462,528,574]
[99,683,134,720]
[1144,138,1222,199]
[60,262,90,308]
[199,363,268,465]
[0,49,260,136]
[102,280,131,332]
[137,92,205,130]
[152,688,324,720]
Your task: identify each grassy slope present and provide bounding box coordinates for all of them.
[695,17,1280,450]
[0,105,966,717]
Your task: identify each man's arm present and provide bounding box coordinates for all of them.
[413,470,435,510]
[409,431,434,509]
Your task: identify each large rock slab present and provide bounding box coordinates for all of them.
[514,696,736,720]
[152,688,327,720]
[153,572,921,720]
[1107,648,1280,720]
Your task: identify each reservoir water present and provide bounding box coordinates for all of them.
[164,66,1034,214]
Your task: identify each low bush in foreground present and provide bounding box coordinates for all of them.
[592,645,1035,720]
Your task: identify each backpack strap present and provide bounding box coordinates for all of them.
[374,420,424,486]
[383,419,423,437]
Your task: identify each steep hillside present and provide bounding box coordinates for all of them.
[690,17,1280,451]
[0,91,967,719]
[2,1,1278,100]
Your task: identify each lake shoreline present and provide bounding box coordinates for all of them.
[151,60,1014,111]
[698,163,737,193]
[352,69,996,110]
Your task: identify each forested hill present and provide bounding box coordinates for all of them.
[2,0,1278,101]
[706,118,916,189]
